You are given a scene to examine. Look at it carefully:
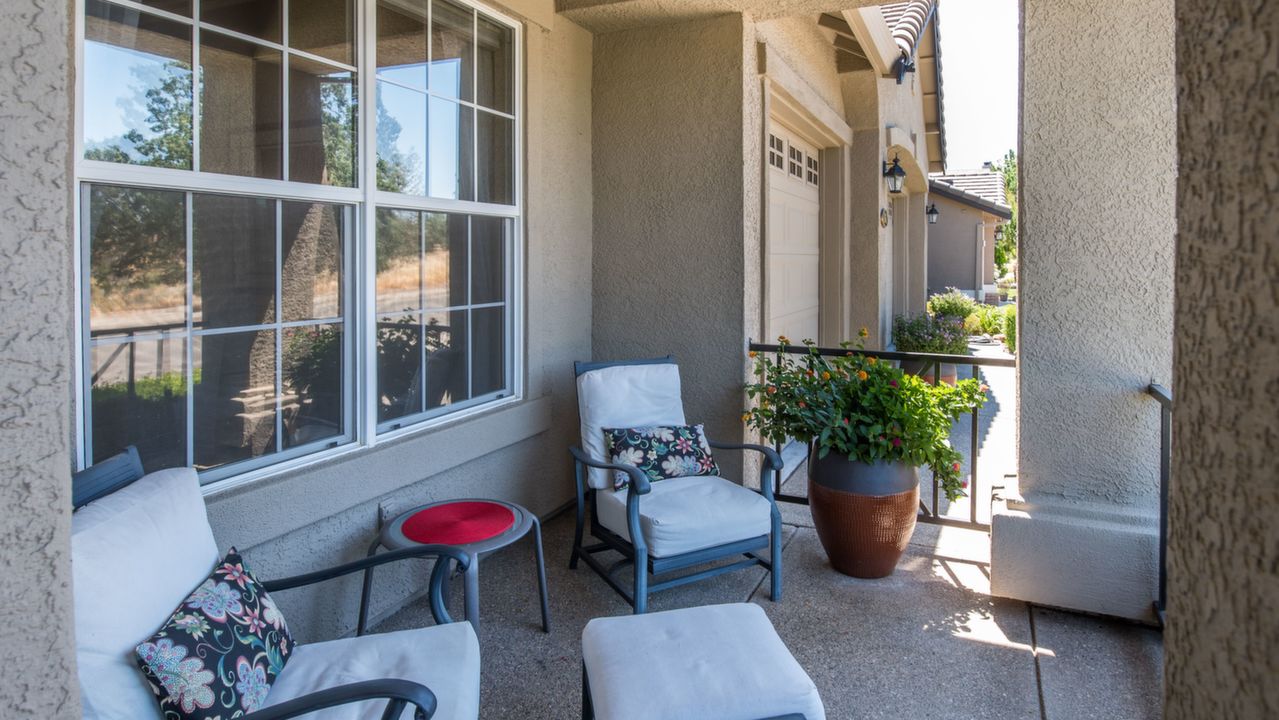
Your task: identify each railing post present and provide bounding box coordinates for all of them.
[1157,396,1171,623]
[971,362,980,525]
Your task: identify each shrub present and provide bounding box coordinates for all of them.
[927,287,977,320]
[968,304,1008,336]
[963,314,983,335]
[1003,304,1018,353]
[893,313,969,355]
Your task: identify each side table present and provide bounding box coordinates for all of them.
[358,498,550,634]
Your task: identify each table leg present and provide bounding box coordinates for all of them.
[532,516,551,632]
[463,552,481,633]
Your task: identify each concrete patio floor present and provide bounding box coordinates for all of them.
[376,498,1163,719]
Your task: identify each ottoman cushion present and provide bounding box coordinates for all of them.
[581,603,824,720]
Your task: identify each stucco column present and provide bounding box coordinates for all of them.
[991,0,1176,621]
[907,191,928,314]
[1166,1,1279,715]
[848,127,889,348]
[0,0,80,716]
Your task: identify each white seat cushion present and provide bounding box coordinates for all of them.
[72,467,219,720]
[577,362,685,490]
[595,475,772,557]
[582,603,825,720]
[263,623,481,720]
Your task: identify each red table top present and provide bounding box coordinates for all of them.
[400,501,516,546]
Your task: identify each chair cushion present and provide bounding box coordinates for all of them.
[582,603,825,720]
[73,467,220,720]
[595,476,772,558]
[577,362,685,490]
[262,622,481,720]
[134,548,295,719]
[604,424,719,490]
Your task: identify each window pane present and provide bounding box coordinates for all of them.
[290,0,355,66]
[471,306,504,396]
[475,14,512,113]
[476,110,513,205]
[289,55,357,187]
[194,330,278,469]
[425,309,467,409]
[91,338,188,470]
[193,194,276,329]
[424,212,467,309]
[377,81,426,194]
[428,96,473,200]
[282,201,344,322]
[470,215,505,305]
[377,0,427,90]
[283,324,343,448]
[88,185,187,339]
[84,0,192,169]
[201,0,281,43]
[376,209,422,314]
[377,313,422,422]
[430,0,473,101]
[200,31,283,179]
[138,0,192,15]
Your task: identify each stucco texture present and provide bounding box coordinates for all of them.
[927,195,993,295]
[201,11,596,641]
[0,0,79,717]
[1166,0,1279,716]
[591,14,754,476]
[1017,0,1176,504]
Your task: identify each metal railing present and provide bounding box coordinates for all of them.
[1147,382,1173,627]
[748,341,1016,531]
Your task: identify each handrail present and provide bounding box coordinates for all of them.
[1147,382,1173,627]
[748,339,1013,530]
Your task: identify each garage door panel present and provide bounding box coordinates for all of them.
[766,122,820,343]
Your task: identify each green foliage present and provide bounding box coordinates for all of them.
[745,338,987,501]
[1003,304,1018,354]
[990,149,1018,277]
[893,313,969,355]
[93,370,197,402]
[927,287,977,320]
[967,304,1009,336]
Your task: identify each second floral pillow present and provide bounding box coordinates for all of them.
[604,424,720,490]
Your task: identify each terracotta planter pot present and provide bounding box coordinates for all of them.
[808,452,919,578]
[899,358,958,385]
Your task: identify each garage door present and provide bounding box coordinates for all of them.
[766,123,821,344]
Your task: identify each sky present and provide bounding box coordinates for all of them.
[936,0,1020,171]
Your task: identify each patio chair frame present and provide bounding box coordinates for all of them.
[568,360,784,614]
[73,447,472,720]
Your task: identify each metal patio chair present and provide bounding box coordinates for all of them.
[72,448,480,720]
[569,357,784,613]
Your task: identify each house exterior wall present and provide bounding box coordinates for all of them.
[992,0,1176,621]
[0,1,80,716]
[1167,0,1279,715]
[927,195,983,294]
[591,14,755,477]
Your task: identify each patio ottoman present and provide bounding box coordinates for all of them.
[580,603,825,720]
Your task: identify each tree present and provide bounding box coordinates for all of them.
[991,149,1018,278]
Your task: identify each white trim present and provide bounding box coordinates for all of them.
[75,161,364,203]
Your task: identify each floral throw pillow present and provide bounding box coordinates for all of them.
[135,548,293,720]
[604,424,720,490]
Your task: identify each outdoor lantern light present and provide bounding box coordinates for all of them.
[926,203,940,224]
[883,154,907,194]
[995,225,1004,240]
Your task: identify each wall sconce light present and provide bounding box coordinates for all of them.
[883,155,906,194]
[995,225,1004,240]
[926,203,940,224]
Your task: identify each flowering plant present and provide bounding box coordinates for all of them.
[744,333,987,501]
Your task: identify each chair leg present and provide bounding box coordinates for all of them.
[357,537,382,636]
[770,508,783,602]
[570,492,585,570]
[532,516,551,633]
[633,553,648,614]
[581,663,594,720]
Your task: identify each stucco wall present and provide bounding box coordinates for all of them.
[591,14,752,471]
[755,16,842,116]
[0,0,79,717]
[927,195,983,294]
[200,10,595,641]
[1166,0,1279,716]
[1017,0,1175,503]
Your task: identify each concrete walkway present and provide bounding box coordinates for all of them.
[376,342,1162,718]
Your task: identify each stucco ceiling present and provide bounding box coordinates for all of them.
[557,0,886,34]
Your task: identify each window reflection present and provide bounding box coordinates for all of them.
[428,96,474,200]
[470,215,505,305]
[84,0,193,169]
[91,337,188,470]
[431,0,474,101]
[476,13,512,113]
[282,201,345,322]
[377,0,427,90]
[200,31,283,179]
[290,0,356,66]
[192,194,276,329]
[476,110,513,204]
[289,55,357,187]
[377,82,427,194]
[283,324,344,448]
[377,312,422,422]
[201,0,281,43]
[193,330,278,469]
[471,306,504,397]
[426,309,468,409]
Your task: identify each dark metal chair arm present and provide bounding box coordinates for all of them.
[261,544,472,593]
[569,445,652,495]
[243,679,437,720]
[707,439,784,471]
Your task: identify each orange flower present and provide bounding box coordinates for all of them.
[859,327,869,338]
[741,412,751,422]
[798,401,806,408]
[980,384,990,393]
[806,369,815,377]
[767,386,777,394]
[749,351,758,358]
[867,357,877,365]
[821,371,831,381]
[778,335,790,344]
[857,370,869,381]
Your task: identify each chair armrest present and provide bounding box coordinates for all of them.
[569,446,652,495]
[260,544,471,593]
[243,679,437,720]
[707,440,783,471]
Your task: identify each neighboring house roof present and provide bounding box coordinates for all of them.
[930,171,1012,219]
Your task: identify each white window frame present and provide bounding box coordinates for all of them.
[71,0,525,489]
